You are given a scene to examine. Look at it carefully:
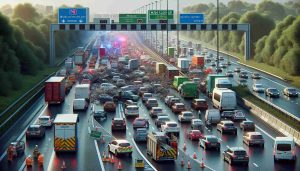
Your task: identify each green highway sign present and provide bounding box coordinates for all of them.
[119,14,147,24]
[90,128,102,139]
[148,10,174,20]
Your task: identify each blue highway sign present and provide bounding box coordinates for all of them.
[58,8,89,24]
[180,13,204,24]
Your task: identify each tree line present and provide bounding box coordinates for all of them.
[0,3,91,96]
[182,0,300,75]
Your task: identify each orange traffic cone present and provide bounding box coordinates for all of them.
[187,160,191,169]
[117,160,123,170]
[200,158,205,168]
[102,152,107,162]
[183,142,187,151]
[180,157,184,166]
[193,151,197,159]
[61,160,66,169]
[111,155,115,164]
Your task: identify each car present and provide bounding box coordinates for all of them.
[283,87,298,97]
[104,101,116,112]
[133,118,149,129]
[73,99,88,111]
[38,116,53,127]
[239,71,248,79]
[124,100,138,108]
[116,79,126,87]
[205,109,221,125]
[134,128,148,142]
[121,85,139,94]
[219,56,224,61]
[164,95,174,104]
[125,105,139,117]
[238,79,247,86]
[142,93,153,103]
[265,88,280,98]
[191,99,208,111]
[155,116,170,127]
[108,140,132,157]
[252,83,265,93]
[138,87,149,96]
[171,103,186,113]
[215,67,223,73]
[145,98,158,109]
[26,125,45,138]
[199,135,220,150]
[221,111,234,119]
[100,83,117,91]
[227,61,232,65]
[243,132,264,147]
[240,120,255,131]
[251,72,261,79]
[234,67,241,72]
[99,94,113,103]
[211,62,216,67]
[223,147,249,165]
[94,110,108,120]
[168,97,181,107]
[149,107,163,118]
[220,63,227,69]
[187,130,204,140]
[274,137,296,161]
[232,110,246,121]
[178,111,194,122]
[191,119,204,131]
[225,71,234,77]
[112,76,121,82]
[192,78,201,84]
[8,141,25,157]
[111,118,126,131]
[217,120,237,134]
[161,121,180,135]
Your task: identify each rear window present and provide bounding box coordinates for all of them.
[184,113,193,116]
[167,123,178,127]
[172,99,180,103]
[207,137,218,142]
[234,150,246,155]
[197,101,206,105]
[28,127,39,131]
[160,118,170,122]
[114,120,124,123]
[251,135,263,139]
[144,94,152,98]
[177,105,184,108]
[148,100,158,103]
[224,123,234,127]
[119,143,130,147]
[39,118,49,121]
[277,144,291,151]
[154,109,162,112]
[128,107,138,110]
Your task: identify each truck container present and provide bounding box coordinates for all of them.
[188,48,194,55]
[147,132,178,161]
[128,59,139,70]
[54,114,78,152]
[99,47,106,57]
[215,78,232,89]
[181,47,187,55]
[156,63,167,75]
[166,67,179,80]
[206,74,227,95]
[75,84,90,101]
[45,77,66,104]
[74,51,85,65]
[177,58,190,72]
[167,47,175,57]
[173,76,189,90]
[212,88,236,111]
[191,55,205,68]
[178,81,198,98]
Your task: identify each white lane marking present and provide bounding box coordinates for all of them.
[47,150,55,171]
[88,126,91,134]
[255,125,275,141]
[94,140,105,171]
[126,127,129,130]
[151,127,155,130]
[129,132,132,136]
[131,138,157,171]
[253,163,259,167]
[193,158,216,171]
[261,76,286,87]
[218,138,223,142]
[0,104,48,162]
[17,161,26,171]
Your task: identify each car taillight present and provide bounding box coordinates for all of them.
[273,150,276,155]
[292,149,296,156]
[128,146,132,149]
[205,142,210,145]
[232,155,237,158]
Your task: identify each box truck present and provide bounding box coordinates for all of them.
[75,84,90,101]
[99,47,106,57]
[54,114,78,152]
[215,78,232,89]
[147,132,178,161]
[178,81,198,98]
[45,77,66,104]
[177,58,190,72]
[74,51,85,65]
[128,59,139,70]
[191,55,205,68]
[206,74,227,96]
[212,88,236,111]
[166,67,179,80]
[156,63,167,75]
[173,76,189,90]
[167,47,175,57]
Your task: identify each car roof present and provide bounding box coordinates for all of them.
[221,120,234,124]
[192,119,202,122]
[152,107,162,110]
[247,132,262,135]
[165,121,177,124]
[174,103,184,105]
[113,118,124,121]
[229,147,246,151]
[115,139,129,143]
[182,111,192,114]
[158,116,169,119]
[205,135,217,139]
[127,105,138,108]
[144,93,152,95]
[194,99,206,101]
[39,116,50,119]
[275,137,294,142]
[171,97,180,100]
[29,124,41,128]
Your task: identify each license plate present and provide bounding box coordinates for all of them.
[238,157,244,159]
[211,143,216,146]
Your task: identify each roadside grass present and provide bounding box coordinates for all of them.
[233,86,300,131]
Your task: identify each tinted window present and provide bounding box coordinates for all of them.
[277,144,291,151]
[207,137,218,142]
[167,123,177,127]
[119,143,130,147]
[224,123,234,126]
[214,93,220,102]
[251,135,263,139]
[114,120,124,123]
[234,151,246,155]
[28,127,39,131]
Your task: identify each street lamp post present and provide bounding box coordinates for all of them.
[177,0,179,59]
[155,1,158,52]
[166,0,169,58]
[216,0,220,73]
[160,0,163,57]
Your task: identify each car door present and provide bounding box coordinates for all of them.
[110,141,116,152]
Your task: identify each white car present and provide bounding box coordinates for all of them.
[164,95,174,104]
[100,83,116,91]
[108,139,133,156]
[38,116,53,127]
[125,105,139,117]
[161,121,180,135]
[178,111,194,122]
[112,76,120,82]
[252,83,265,93]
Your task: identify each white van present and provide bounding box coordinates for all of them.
[212,88,236,111]
[215,78,232,89]
[75,84,90,100]
[125,105,139,117]
[73,98,88,111]
[274,137,296,161]
[205,109,221,124]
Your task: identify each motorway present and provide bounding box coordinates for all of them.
[0,33,299,171]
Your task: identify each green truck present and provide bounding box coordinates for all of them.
[168,47,175,57]
[178,81,198,98]
[173,76,189,90]
[206,74,227,95]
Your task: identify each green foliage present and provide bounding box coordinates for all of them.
[13,3,40,23]
[256,0,286,21]
[0,71,11,96]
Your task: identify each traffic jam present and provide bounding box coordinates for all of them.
[3,32,299,171]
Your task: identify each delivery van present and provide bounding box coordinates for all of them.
[212,88,236,111]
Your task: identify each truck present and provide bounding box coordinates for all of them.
[191,55,205,68]
[156,63,167,75]
[45,77,66,104]
[54,114,78,152]
[75,84,90,101]
[181,47,187,55]
[74,51,85,65]
[177,58,190,72]
[167,47,175,57]
[178,81,198,98]
[173,76,189,90]
[212,88,236,111]
[206,74,227,96]
[215,78,232,89]
[166,67,179,80]
[147,132,178,161]
[99,47,106,57]
[188,48,194,55]
[128,59,139,70]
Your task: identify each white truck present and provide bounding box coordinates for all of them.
[75,84,90,101]
[73,98,88,111]
[54,114,78,152]
[212,88,237,111]
[215,78,232,89]
[177,58,190,72]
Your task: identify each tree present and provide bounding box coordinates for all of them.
[256,0,286,21]
[13,3,40,23]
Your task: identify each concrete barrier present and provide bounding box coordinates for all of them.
[237,96,300,145]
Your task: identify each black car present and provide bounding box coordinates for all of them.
[251,72,261,79]
[234,67,241,72]
[225,71,234,77]
[94,110,108,120]
[199,135,220,150]
[221,111,234,118]
[265,88,280,98]
[111,118,126,131]
[239,71,248,79]
[26,125,45,138]
[240,121,255,131]
[9,141,25,157]
[283,87,298,97]
[99,94,113,103]
[223,147,249,165]
[215,67,223,73]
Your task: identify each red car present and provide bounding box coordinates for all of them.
[133,118,149,129]
[187,130,204,140]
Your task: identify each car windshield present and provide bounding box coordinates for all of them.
[269,89,278,93]
[234,150,246,155]
[255,84,263,88]
[39,118,49,121]
[244,122,253,125]
[184,113,193,116]
[28,127,39,131]
[194,121,202,125]
[144,94,152,98]
[113,120,124,123]
[197,101,206,105]
[277,144,291,151]
[288,88,297,92]
[154,109,162,112]
[225,123,234,127]
[119,143,130,147]
[127,107,138,110]
[207,137,218,142]
[167,123,177,127]
[251,135,263,139]
[192,130,201,134]
[148,100,158,103]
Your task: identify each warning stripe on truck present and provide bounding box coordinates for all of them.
[55,137,76,151]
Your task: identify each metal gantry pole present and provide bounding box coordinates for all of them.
[166,0,169,58]
[151,2,154,49]
[155,1,158,52]
[217,0,220,73]
[160,0,163,57]
[177,0,179,58]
